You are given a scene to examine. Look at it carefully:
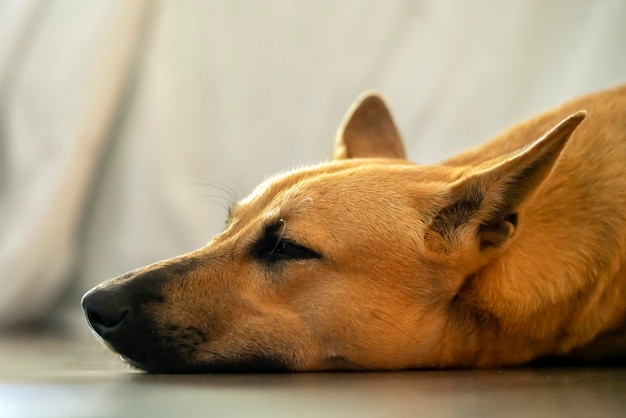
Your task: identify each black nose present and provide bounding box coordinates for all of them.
[82,287,131,339]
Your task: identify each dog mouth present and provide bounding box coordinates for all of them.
[100,322,296,373]
[117,351,293,374]
[82,275,296,373]
[83,301,293,373]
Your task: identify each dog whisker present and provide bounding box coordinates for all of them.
[329,355,371,371]
[186,182,241,214]
[371,309,421,348]
[189,182,240,202]
[181,196,232,213]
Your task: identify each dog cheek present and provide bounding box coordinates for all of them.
[292,274,443,369]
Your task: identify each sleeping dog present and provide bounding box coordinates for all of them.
[83,85,626,372]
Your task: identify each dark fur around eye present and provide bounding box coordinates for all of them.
[251,222,320,264]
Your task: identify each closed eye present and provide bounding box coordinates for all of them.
[251,222,320,264]
[264,238,319,262]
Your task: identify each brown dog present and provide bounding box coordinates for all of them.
[82,85,626,373]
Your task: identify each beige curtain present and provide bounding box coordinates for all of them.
[0,0,150,328]
[0,0,624,332]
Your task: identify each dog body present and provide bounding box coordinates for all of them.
[83,85,626,372]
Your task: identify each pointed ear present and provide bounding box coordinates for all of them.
[427,112,586,253]
[333,92,406,160]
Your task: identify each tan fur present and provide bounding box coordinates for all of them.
[83,85,626,372]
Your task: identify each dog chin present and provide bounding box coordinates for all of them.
[119,353,294,374]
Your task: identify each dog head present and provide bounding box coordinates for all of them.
[82,93,584,372]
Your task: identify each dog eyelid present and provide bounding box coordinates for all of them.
[270,239,320,261]
[250,222,321,264]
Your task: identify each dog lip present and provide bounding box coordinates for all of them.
[128,355,294,374]
[120,355,146,370]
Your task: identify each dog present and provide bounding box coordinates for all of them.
[82,85,626,373]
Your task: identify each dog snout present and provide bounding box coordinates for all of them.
[82,287,131,339]
[81,270,192,372]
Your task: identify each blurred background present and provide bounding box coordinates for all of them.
[0,0,624,338]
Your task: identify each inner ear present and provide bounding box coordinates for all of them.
[333,92,406,160]
[426,111,585,253]
[504,213,518,227]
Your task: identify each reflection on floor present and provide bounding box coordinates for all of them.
[1,335,625,418]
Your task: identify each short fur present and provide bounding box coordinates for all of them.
[83,85,626,373]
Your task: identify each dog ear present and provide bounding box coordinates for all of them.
[426,112,586,253]
[333,92,406,160]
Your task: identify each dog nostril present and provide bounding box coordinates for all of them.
[86,307,128,331]
[83,294,130,337]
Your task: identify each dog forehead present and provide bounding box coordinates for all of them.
[243,162,394,205]
[237,160,450,222]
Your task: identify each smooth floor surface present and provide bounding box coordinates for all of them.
[1,335,625,418]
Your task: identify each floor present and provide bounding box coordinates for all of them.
[1,335,625,418]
